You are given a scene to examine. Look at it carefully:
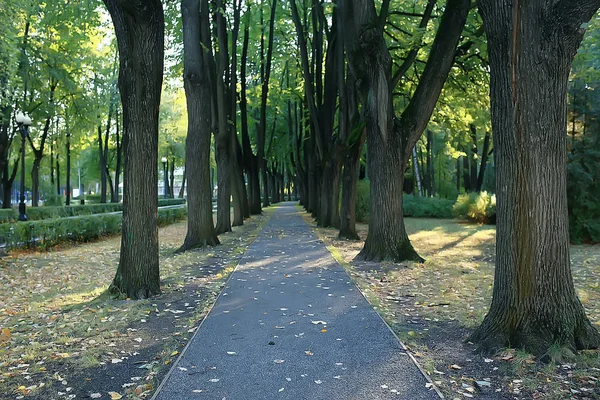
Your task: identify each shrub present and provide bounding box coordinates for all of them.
[403,196,455,218]
[453,191,496,224]
[356,180,370,223]
[43,194,64,206]
[354,180,456,222]
[0,209,17,223]
[3,200,185,223]
[158,198,186,207]
[0,205,186,250]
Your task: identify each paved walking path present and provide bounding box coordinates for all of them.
[153,203,440,400]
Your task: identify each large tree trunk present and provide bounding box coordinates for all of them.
[343,0,469,262]
[104,0,164,299]
[339,129,365,240]
[471,0,600,354]
[179,0,219,251]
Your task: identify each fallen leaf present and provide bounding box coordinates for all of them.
[108,392,122,400]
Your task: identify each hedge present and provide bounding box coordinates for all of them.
[355,180,455,222]
[158,198,186,207]
[0,206,187,250]
[0,198,186,223]
[0,209,17,223]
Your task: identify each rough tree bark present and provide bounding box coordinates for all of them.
[343,0,470,262]
[240,19,262,215]
[104,0,164,299]
[470,0,600,355]
[179,0,219,251]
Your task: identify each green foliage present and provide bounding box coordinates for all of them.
[0,209,17,223]
[7,199,187,223]
[403,196,455,218]
[356,180,370,223]
[566,15,600,244]
[356,180,455,223]
[0,206,186,250]
[43,194,64,206]
[453,191,496,224]
[25,203,123,221]
[158,198,186,207]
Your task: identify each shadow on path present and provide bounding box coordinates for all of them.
[153,202,440,400]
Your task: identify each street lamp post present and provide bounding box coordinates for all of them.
[15,111,31,221]
[161,157,168,199]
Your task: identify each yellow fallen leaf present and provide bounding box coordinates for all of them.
[170,350,179,357]
[320,329,327,333]
[0,328,10,342]
[108,391,122,400]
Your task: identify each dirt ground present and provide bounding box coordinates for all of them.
[0,212,269,400]
[304,214,600,400]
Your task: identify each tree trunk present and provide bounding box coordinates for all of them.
[257,0,278,209]
[178,165,186,198]
[476,131,491,191]
[471,0,600,354]
[104,0,164,299]
[462,146,471,192]
[339,129,365,240]
[56,157,60,196]
[179,0,219,251]
[169,157,175,198]
[215,134,232,234]
[412,147,423,197]
[2,160,18,209]
[469,124,478,191]
[113,107,122,202]
[66,132,71,206]
[343,0,469,262]
[98,125,108,203]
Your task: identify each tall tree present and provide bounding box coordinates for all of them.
[342,0,470,262]
[179,0,219,252]
[103,0,165,299]
[471,0,600,354]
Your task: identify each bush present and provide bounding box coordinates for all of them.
[158,198,186,207]
[356,180,370,223]
[0,205,187,250]
[25,203,123,221]
[43,194,64,206]
[2,200,185,223]
[0,209,17,223]
[453,191,496,224]
[355,180,456,222]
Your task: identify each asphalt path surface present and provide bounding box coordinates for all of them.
[153,202,440,400]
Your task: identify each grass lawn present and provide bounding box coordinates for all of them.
[0,212,269,399]
[305,214,600,400]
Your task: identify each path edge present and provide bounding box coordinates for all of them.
[299,208,445,400]
[150,212,271,400]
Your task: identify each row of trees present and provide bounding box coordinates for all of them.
[2,0,596,355]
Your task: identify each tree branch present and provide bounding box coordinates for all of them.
[391,0,437,89]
